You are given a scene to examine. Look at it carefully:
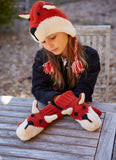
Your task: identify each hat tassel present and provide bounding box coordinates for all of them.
[43,61,55,74]
[72,37,85,74]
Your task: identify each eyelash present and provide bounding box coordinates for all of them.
[42,36,56,44]
[50,36,56,40]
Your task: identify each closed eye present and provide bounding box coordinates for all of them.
[50,35,56,40]
[42,35,56,44]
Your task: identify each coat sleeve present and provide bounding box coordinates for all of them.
[31,49,61,105]
[73,46,101,102]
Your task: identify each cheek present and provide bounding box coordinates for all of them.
[62,36,68,48]
[42,44,48,50]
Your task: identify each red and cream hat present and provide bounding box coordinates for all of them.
[19,1,84,74]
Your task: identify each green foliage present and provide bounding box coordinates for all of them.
[0,0,17,26]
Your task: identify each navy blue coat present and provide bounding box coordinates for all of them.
[32,46,100,105]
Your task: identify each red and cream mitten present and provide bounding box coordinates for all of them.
[16,100,63,141]
[55,91,102,131]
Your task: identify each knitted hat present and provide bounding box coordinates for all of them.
[19,1,84,74]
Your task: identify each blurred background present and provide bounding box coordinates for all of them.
[0,0,116,102]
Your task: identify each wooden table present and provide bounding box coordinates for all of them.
[0,96,116,160]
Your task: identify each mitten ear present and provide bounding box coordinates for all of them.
[78,93,85,104]
[44,114,58,123]
[19,13,30,19]
[92,106,102,117]
[32,100,40,114]
[61,108,73,115]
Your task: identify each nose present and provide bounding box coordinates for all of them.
[82,114,92,123]
[30,27,36,35]
[25,121,34,129]
[30,27,39,41]
[46,41,54,50]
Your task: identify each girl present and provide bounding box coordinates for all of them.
[17,1,102,141]
[19,1,100,106]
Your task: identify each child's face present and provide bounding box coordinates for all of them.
[42,32,68,57]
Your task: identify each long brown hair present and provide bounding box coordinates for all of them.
[46,35,87,91]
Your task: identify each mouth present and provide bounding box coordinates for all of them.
[81,114,92,123]
[51,48,58,52]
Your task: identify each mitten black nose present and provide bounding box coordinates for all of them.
[82,114,92,123]
[25,121,34,129]
[28,121,34,125]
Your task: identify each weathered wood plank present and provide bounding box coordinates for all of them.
[0,103,106,119]
[1,96,116,113]
[0,122,100,139]
[0,115,74,123]
[37,134,98,147]
[89,102,116,113]
[75,25,110,35]
[98,35,104,65]
[95,113,116,160]
[0,115,103,130]
[78,35,85,44]
[105,33,110,101]
[0,146,94,160]
[86,35,92,46]
[112,135,116,160]
[0,117,85,130]
[0,104,32,112]
[0,155,36,160]
[92,36,97,50]
[0,130,98,147]
[43,127,100,139]
[0,114,76,122]
[0,110,30,118]
[0,96,35,106]
[0,137,96,156]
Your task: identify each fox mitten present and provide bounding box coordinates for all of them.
[16,100,63,141]
[55,91,102,131]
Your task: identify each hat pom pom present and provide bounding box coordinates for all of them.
[43,61,55,74]
[72,56,85,74]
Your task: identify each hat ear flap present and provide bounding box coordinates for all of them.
[32,100,40,114]
[19,13,30,19]
[43,5,56,10]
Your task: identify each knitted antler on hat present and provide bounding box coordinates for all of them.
[16,100,63,141]
[55,91,102,131]
[19,1,84,74]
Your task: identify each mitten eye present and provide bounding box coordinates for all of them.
[37,12,40,15]
[31,114,35,117]
[74,112,78,116]
[82,105,86,109]
[39,119,43,123]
